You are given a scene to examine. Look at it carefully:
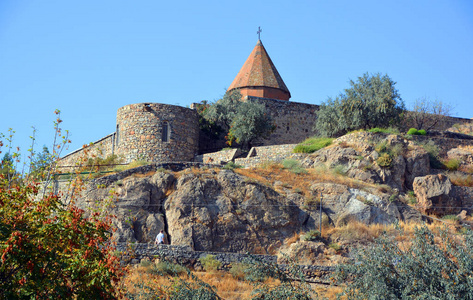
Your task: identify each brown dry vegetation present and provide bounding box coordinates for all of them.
[235,163,383,201]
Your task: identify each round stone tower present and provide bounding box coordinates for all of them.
[115,103,199,163]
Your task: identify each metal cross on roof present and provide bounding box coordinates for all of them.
[257,26,262,40]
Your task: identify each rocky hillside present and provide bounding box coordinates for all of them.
[72,131,473,256]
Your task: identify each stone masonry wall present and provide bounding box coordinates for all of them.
[57,133,116,172]
[116,243,334,282]
[247,97,317,146]
[194,148,241,164]
[116,103,199,163]
[235,144,297,167]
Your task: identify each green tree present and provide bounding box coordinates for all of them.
[29,146,51,180]
[337,225,473,299]
[315,73,405,137]
[204,90,274,149]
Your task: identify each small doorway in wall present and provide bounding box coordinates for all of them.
[162,122,170,142]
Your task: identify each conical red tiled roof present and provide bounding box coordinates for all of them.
[227,40,291,101]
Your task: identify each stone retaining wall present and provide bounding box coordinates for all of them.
[234,144,297,167]
[116,243,335,282]
[194,148,241,164]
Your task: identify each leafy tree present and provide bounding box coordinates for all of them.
[404,97,454,131]
[315,73,405,137]
[0,153,14,177]
[336,225,473,299]
[29,146,51,180]
[0,115,125,299]
[204,90,274,149]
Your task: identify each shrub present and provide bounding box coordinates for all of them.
[444,158,460,171]
[407,190,417,204]
[407,128,418,135]
[229,262,250,280]
[337,226,473,299]
[293,137,334,153]
[223,161,242,170]
[154,261,187,276]
[302,230,321,241]
[367,127,400,135]
[418,129,426,135]
[282,159,307,174]
[376,152,393,168]
[420,140,443,169]
[329,243,342,252]
[441,215,459,222]
[199,255,222,272]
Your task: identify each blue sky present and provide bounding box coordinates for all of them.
[1,0,472,166]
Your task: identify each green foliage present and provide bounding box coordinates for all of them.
[223,161,242,170]
[367,127,400,134]
[302,230,321,241]
[229,262,250,280]
[167,270,221,300]
[0,178,124,299]
[407,190,417,204]
[420,140,443,169]
[194,100,224,141]
[375,140,403,168]
[199,255,222,272]
[407,128,427,135]
[87,154,124,172]
[441,214,459,222]
[282,159,307,174]
[329,242,342,252]
[315,73,405,137]
[244,254,315,299]
[332,164,348,176]
[337,225,473,299]
[293,136,334,153]
[154,261,187,276]
[29,146,52,180]
[0,113,124,299]
[204,90,274,149]
[377,153,393,168]
[444,158,460,171]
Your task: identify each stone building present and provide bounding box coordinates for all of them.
[58,38,319,167]
[57,38,471,168]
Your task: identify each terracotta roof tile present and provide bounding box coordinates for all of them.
[228,40,291,100]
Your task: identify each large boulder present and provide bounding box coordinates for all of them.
[301,132,431,192]
[413,174,457,215]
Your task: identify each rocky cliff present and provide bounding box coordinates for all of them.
[69,131,473,254]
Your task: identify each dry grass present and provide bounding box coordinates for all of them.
[285,231,301,246]
[123,265,347,299]
[235,164,377,202]
[448,172,473,187]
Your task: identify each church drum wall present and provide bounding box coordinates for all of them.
[116,103,199,163]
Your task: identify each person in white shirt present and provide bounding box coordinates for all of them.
[155,230,165,245]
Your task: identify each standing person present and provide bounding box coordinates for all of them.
[155,230,165,245]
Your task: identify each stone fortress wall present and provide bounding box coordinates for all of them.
[57,97,473,170]
[57,133,116,172]
[248,97,317,146]
[115,103,199,163]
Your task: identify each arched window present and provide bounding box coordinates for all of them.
[162,122,170,142]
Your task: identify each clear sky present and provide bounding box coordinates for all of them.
[1,0,472,166]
